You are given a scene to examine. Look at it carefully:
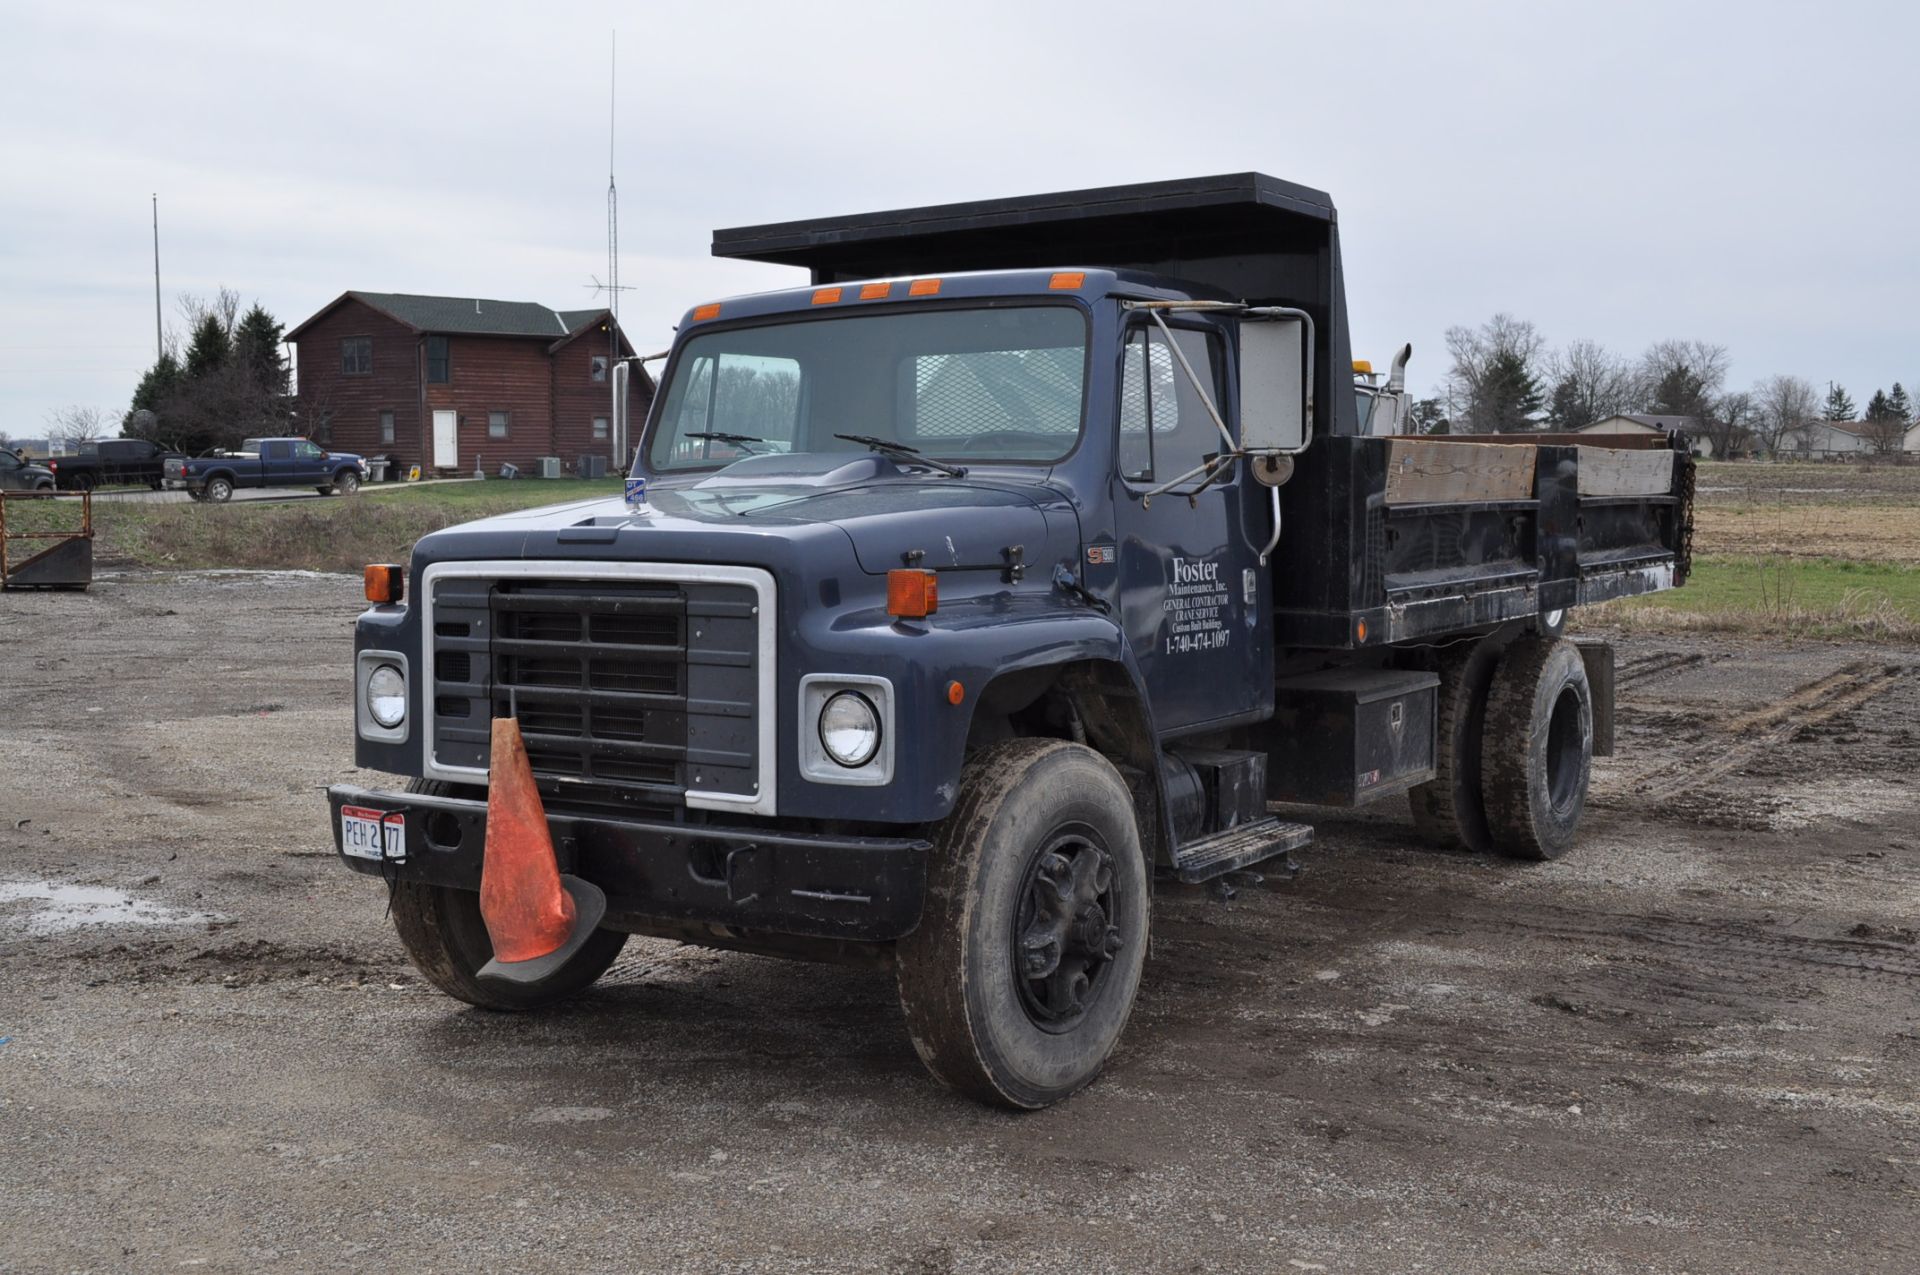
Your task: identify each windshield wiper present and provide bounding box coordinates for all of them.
[686,431,765,454]
[833,433,966,478]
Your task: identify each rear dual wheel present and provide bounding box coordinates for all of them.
[1410,634,1593,861]
[896,739,1148,1110]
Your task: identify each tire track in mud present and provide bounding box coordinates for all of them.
[1597,659,1909,802]
[1615,651,1712,690]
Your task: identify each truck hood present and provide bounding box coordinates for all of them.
[419,460,1078,576]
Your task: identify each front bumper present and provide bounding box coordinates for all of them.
[326,784,929,942]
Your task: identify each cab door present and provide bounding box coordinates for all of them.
[1109,317,1272,734]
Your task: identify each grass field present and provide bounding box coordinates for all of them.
[1594,459,1920,640]
[2,479,621,575]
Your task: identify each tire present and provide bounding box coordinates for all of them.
[188,488,207,502]
[205,477,233,503]
[35,481,54,492]
[71,473,95,493]
[388,779,627,1010]
[149,479,164,492]
[1408,633,1512,852]
[1480,638,1593,861]
[316,486,335,496]
[896,738,1149,1110]
[333,471,360,495]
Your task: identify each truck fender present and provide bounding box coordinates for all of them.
[957,633,1176,879]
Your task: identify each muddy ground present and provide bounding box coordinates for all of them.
[2,572,1917,1274]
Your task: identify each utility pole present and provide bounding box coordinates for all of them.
[608,32,621,466]
[152,194,163,361]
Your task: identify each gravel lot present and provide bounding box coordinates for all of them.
[2,573,1917,1273]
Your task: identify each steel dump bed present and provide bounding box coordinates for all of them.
[716,174,1690,648]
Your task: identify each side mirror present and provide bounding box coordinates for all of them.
[1238,317,1312,455]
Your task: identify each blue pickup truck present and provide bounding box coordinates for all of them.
[165,437,368,502]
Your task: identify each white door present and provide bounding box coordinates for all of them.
[432,410,458,470]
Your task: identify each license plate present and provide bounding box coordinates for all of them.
[340,805,406,862]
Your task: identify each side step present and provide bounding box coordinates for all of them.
[1169,816,1313,884]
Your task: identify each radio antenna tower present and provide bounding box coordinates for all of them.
[586,32,635,460]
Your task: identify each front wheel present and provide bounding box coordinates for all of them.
[896,739,1149,1109]
[388,780,627,1009]
[333,471,360,495]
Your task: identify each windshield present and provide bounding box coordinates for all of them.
[647,305,1086,471]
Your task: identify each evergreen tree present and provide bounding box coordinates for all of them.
[1890,382,1913,423]
[183,314,229,380]
[128,352,182,418]
[1480,348,1544,432]
[1865,388,1894,421]
[1546,374,1596,430]
[1649,364,1711,421]
[1823,383,1856,421]
[232,304,288,397]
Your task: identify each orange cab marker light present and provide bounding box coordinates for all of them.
[1049,271,1086,290]
[1355,619,1369,643]
[811,287,843,306]
[887,569,938,619]
[908,278,942,297]
[691,302,722,321]
[364,563,404,605]
[859,282,891,300]
[946,680,966,706]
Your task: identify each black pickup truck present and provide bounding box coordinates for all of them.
[327,174,1691,1109]
[165,437,368,502]
[46,438,183,491]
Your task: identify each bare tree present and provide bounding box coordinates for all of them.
[45,405,112,452]
[1544,338,1638,428]
[1638,339,1730,418]
[1861,393,1910,456]
[1445,314,1547,432]
[1751,374,1819,459]
[1701,390,1756,459]
[175,286,242,340]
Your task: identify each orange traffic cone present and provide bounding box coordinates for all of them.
[477,716,607,984]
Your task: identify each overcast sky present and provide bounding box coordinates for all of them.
[2,0,1914,433]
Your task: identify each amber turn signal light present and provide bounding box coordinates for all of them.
[364,563,405,605]
[946,680,965,705]
[887,569,937,618]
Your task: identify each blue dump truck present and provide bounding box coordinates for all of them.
[327,175,1690,1108]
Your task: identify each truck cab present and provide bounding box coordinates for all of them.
[327,175,1691,1108]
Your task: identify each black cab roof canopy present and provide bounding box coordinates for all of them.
[712,173,1358,435]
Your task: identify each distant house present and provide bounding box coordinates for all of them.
[1576,414,1715,457]
[1784,419,1920,458]
[284,291,654,475]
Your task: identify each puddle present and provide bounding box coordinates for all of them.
[0,880,215,935]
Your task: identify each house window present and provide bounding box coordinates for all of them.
[426,336,450,384]
[488,411,509,439]
[379,410,395,445]
[592,416,609,439]
[591,355,609,383]
[341,337,372,375]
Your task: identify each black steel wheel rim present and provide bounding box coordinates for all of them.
[1545,685,1585,815]
[1010,821,1126,1034]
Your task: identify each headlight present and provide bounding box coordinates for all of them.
[365,663,406,729]
[818,691,881,768]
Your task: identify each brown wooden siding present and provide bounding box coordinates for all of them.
[290,303,421,468]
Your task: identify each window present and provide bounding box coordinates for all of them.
[294,440,324,461]
[341,337,372,375]
[426,336,449,384]
[379,410,395,445]
[649,306,1085,471]
[261,440,292,461]
[488,411,509,439]
[590,355,609,383]
[1118,325,1227,486]
[592,416,609,439]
